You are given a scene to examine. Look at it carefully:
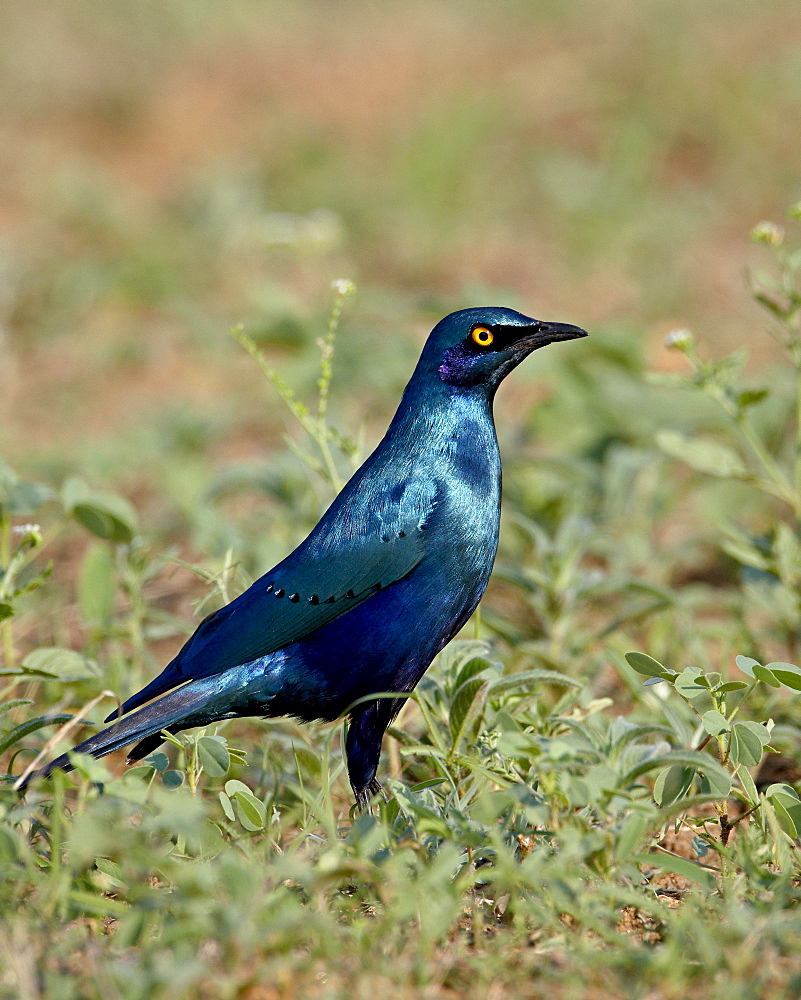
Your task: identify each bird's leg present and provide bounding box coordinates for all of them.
[346,701,394,811]
[354,778,386,813]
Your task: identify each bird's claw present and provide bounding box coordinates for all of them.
[354,778,386,813]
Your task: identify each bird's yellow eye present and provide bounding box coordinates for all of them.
[471,326,494,347]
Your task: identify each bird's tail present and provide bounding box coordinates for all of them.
[21,681,207,788]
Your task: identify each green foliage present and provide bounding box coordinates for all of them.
[0,1,800,991]
[230,279,360,497]
[6,218,801,997]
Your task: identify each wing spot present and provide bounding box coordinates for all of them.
[346,589,356,599]
[289,593,300,603]
[381,534,390,543]
[265,583,274,593]
[326,595,336,604]
[398,530,406,538]
[308,594,320,605]
[274,588,285,598]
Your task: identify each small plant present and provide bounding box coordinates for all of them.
[624,647,801,850]
[230,278,361,497]
[652,207,801,657]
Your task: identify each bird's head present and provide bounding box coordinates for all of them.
[427,307,588,393]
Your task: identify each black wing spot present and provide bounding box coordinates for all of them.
[346,589,356,599]
[289,593,300,603]
[265,582,274,594]
[274,588,285,599]
[308,594,320,605]
[326,595,336,604]
[381,534,390,543]
[398,530,406,538]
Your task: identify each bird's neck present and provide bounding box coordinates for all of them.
[383,376,498,462]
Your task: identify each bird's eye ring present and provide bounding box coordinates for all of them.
[471,326,494,347]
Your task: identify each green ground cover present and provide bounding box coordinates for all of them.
[2,3,801,997]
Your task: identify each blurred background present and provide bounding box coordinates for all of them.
[5,8,801,989]
[1,0,800,656]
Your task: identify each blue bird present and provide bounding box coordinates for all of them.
[29,307,587,807]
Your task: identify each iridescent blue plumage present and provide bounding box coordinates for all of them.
[30,306,587,807]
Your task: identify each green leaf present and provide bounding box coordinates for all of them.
[674,666,707,701]
[630,852,716,891]
[654,764,695,806]
[766,783,801,838]
[702,710,730,736]
[698,766,734,799]
[0,699,33,717]
[12,564,52,601]
[717,681,748,693]
[0,461,53,515]
[655,431,748,478]
[721,536,771,571]
[615,812,650,861]
[620,749,730,798]
[219,791,236,822]
[197,736,230,778]
[737,765,759,807]
[233,791,265,831]
[162,770,184,789]
[386,780,452,838]
[735,655,760,678]
[449,679,490,753]
[225,779,265,831]
[738,720,771,742]
[488,668,581,695]
[124,765,156,782]
[624,652,668,678]
[0,604,13,623]
[0,714,73,756]
[20,647,99,682]
[95,857,126,888]
[145,752,170,773]
[68,890,129,919]
[765,661,801,692]
[452,656,495,692]
[63,476,138,544]
[753,665,781,688]
[737,388,769,409]
[729,722,769,767]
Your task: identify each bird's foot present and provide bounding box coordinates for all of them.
[354,778,386,813]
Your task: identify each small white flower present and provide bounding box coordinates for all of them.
[750,221,784,247]
[331,278,356,297]
[664,329,693,351]
[12,523,42,545]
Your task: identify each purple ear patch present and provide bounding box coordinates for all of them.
[439,344,479,386]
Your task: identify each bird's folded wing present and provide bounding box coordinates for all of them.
[170,516,427,680]
[106,487,438,721]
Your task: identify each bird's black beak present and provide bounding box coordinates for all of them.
[518,320,589,352]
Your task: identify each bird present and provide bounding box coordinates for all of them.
[25,307,587,808]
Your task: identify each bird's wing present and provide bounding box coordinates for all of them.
[107,481,437,720]
[175,516,427,680]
